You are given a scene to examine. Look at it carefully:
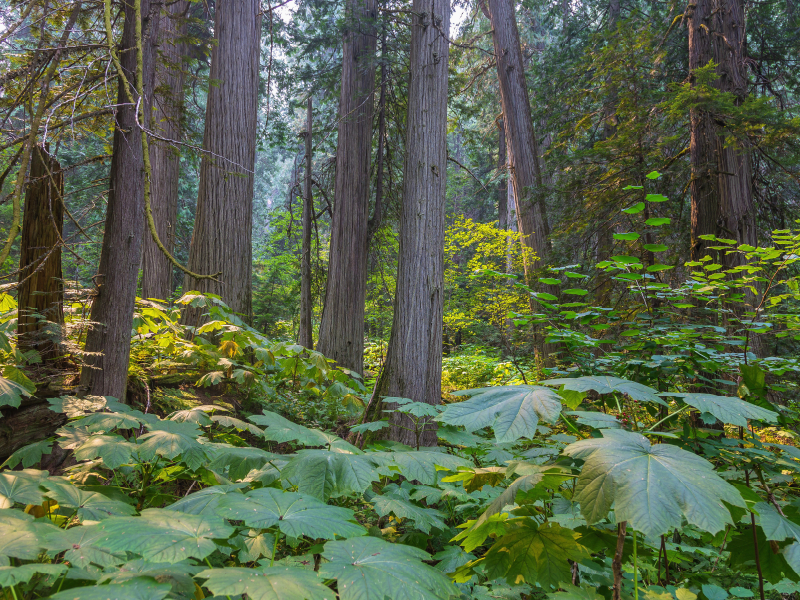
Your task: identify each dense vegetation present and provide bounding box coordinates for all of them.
[2,0,800,597]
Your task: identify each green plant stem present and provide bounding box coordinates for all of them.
[633,529,639,600]
[270,533,280,566]
[645,405,690,433]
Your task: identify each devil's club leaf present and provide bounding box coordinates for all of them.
[320,537,459,600]
[540,376,666,405]
[563,429,744,538]
[755,502,800,541]
[483,521,591,590]
[48,579,172,600]
[207,444,277,480]
[281,450,380,500]
[372,496,447,533]
[92,508,234,563]
[166,484,247,515]
[370,451,472,484]
[73,435,137,469]
[199,566,333,600]
[660,393,777,426]
[44,525,127,568]
[43,479,135,521]
[0,469,48,508]
[0,519,58,560]
[135,430,208,470]
[217,487,365,539]
[0,563,66,587]
[250,410,358,452]
[0,375,32,408]
[3,440,53,469]
[441,385,562,442]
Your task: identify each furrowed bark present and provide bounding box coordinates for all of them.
[316,0,378,373]
[364,0,450,446]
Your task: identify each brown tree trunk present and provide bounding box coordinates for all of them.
[17,145,64,361]
[316,0,377,371]
[689,0,756,264]
[483,0,550,272]
[298,97,314,350]
[497,118,507,230]
[80,0,158,401]
[182,0,260,324]
[141,0,189,301]
[364,0,450,447]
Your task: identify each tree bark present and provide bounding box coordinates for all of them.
[298,97,314,350]
[364,0,450,447]
[182,0,260,324]
[80,0,158,401]
[484,0,550,273]
[17,146,64,362]
[316,0,377,372]
[141,0,189,301]
[689,0,756,265]
[497,118,507,230]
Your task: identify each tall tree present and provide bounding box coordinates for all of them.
[315,0,378,373]
[689,0,757,264]
[298,97,314,349]
[364,0,450,446]
[17,146,64,361]
[182,0,260,324]
[141,0,189,301]
[482,0,550,272]
[80,0,159,401]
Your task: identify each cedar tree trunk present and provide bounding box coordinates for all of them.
[80,0,158,401]
[141,0,188,301]
[17,145,64,361]
[183,0,260,324]
[316,0,378,373]
[298,97,314,349]
[364,0,450,447]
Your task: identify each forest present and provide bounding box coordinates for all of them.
[0,0,800,596]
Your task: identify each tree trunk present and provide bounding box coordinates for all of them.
[182,0,260,325]
[484,0,550,272]
[689,0,756,264]
[497,118,507,230]
[364,0,450,447]
[141,0,189,301]
[298,97,314,350]
[316,0,377,372]
[80,0,158,401]
[17,145,64,362]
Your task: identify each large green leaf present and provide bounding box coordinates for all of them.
[370,451,472,484]
[45,525,126,568]
[216,487,365,539]
[728,527,799,582]
[93,508,234,563]
[440,385,562,442]
[281,450,380,500]
[250,410,360,452]
[211,414,265,436]
[372,496,447,534]
[0,468,48,508]
[0,563,66,587]
[198,566,333,600]
[540,376,667,405]
[755,502,800,541]
[135,430,208,470]
[73,435,137,469]
[77,411,143,432]
[660,393,778,426]
[48,579,173,600]
[482,521,591,589]
[563,429,744,538]
[0,375,32,408]
[0,519,57,559]
[98,560,200,600]
[166,484,247,515]
[319,537,459,600]
[3,440,53,469]
[206,444,277,480]
[43,479,135,521]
